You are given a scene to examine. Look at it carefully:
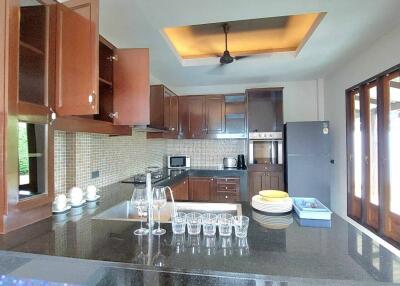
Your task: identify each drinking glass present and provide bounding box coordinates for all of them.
[202,213,218,236]
[172,212,187,234]
[187,212,202,235]
[152,186,167,236]
[218,213,233,236]
[233,215,250,238]
[131,187,149,236]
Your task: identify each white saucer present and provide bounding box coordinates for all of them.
[52,204,71,214]
[70,199,86,208]
[86,194,100,202]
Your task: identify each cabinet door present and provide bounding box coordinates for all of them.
[205,95,225,134]
[179,96,205,139]
[56,0,99,116]
[163,88,178,134]
[189,177,212,201]
[168,92,179,135]
[248,171,264,200]
[264,171,284,191]
[113,48,149,125]
[169,178,189,201]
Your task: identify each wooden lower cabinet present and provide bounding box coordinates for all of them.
[248,170,284,200]
[187,176,240,202]
[189,177,213,201]
[169,177,189,201]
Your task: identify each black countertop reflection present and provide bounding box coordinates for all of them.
[0,180,399,285]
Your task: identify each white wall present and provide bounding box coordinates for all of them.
[324,24,400,218]
[171,80,324,123]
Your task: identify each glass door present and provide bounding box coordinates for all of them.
[384,72,400,241]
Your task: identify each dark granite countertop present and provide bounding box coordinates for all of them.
[0,179,399,285]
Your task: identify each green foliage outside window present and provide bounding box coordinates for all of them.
[18,123,29,176]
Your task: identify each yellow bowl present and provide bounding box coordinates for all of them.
[259,190,288,199]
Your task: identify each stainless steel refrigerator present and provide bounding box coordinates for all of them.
[284,121,331,207]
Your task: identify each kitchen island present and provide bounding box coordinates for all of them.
[0,179,399,285]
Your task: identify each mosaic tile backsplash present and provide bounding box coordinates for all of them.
[54,131,246,195]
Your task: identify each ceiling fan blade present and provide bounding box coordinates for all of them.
[234,56,251,61]
[208,63,227,74]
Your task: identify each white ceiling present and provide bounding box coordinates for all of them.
[99,0,400,87]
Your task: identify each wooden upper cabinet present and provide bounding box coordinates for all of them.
[179,96,205,139]
[56,0,99,116]
[113,48,149,125]
[164,88,179,135]
[150,84,178,134]
[247,88,283,132]
[205,95,225,134]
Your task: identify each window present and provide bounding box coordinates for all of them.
[18,122,46,199]
[354,93,362,199]
[347,65,400,246]
[388,75,400,215]
[367,86,379,206]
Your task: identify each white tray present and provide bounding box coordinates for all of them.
[293,197,332,220]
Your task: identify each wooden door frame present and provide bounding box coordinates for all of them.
[346,89,362,220]
[362,82,380,230]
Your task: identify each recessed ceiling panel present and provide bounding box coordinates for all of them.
[164,13,325,59]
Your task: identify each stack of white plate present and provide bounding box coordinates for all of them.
[252,211,293,230]
[251,195,293,214]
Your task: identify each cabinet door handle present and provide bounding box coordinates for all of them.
[107,55,118,62]
[88,91,96,109]
[169,127,175,131]
[49,107,57,125]
[109,112,119,119]
[225,196,228,199]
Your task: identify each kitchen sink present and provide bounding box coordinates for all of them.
[92,201,242,223]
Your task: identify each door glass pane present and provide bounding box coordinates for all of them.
[368,86,379,205]
[19,0,46,105]
[18,122,47,200]
[354,93,362,198]
[389,76,400,215]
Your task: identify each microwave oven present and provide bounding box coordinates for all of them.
[168,155,191,169]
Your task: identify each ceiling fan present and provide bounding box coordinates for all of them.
[218,23,249,65]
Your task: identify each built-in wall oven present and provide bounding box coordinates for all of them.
[249,132,283,165]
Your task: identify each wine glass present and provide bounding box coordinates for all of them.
[131,186,149,236]
[152,186,167,236]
